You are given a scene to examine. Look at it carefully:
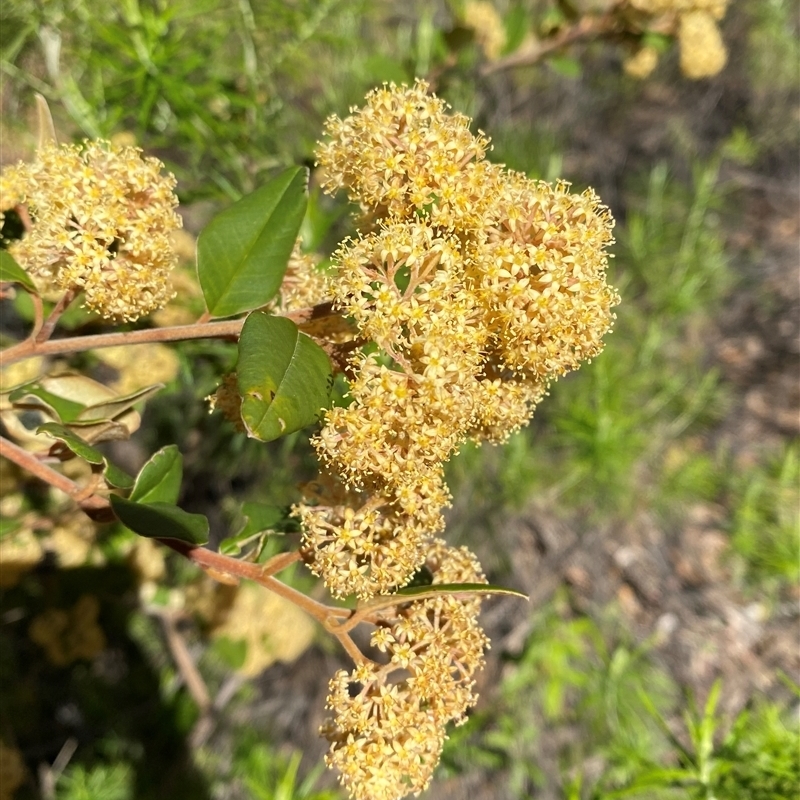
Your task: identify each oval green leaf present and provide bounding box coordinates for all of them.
[237,312,332,442]
[197,167,308,318]
[130,445,183,504]
[0,251,36,292]
[10,382,86,423]
[110,495,209,546]
[9,374,118,423]
[38,421,104,463]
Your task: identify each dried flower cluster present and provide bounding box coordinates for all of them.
[293,80,617,799]
[625,0,730,79]
[0,140,181,320]
[323,540,489,800]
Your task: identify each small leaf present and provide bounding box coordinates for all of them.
[67,415,141,445]
[103,463,135,490]
[197,167,308,318]
[240,502,295,537]
[8,374,118,423]
[0,251,36,292]
[503,5,530,55]
[10,383,85,423]
[237,312,332,442]
[110,496,209,546]
[130,445,183,505]
[37,422,135,489]
[360,583,529,613]
[38,421,104,463]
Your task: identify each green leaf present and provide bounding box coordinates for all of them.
[0,251,36,292]
[37,422,135,489]
[237,312,332,442]
[38,421,104,463]
[197,167,308,318]
[130,445,183,504]
[64,418,140,446]
[110,496,209,546]
[503,5,530,55]
[103,463,135,490]
[219,502,287,556]
[7,374,142,425]
[360,583,529,613]
[9,382,86,423]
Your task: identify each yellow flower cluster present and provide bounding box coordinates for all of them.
[323,540,488,800]
[1,140,181,321]
[267,238,330,313]
[300,81,617,600]
[626,0,730,79]
[29,594,105,666]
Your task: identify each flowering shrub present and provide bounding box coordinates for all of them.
[0,82,617,800]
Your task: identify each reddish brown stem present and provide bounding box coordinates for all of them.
[35,288,78,343]
[30,292,45,340]
[0,434,365,661]
[481,12,620,75]
[0,436,114,519]
[0,302,339,368]
[0,318,244,368]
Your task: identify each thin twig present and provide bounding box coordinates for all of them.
[0,434,366,660]
[35,288,77,343]
[0,301,338,367]
[159,610,212,711]
[481,13,619,75]
[0,436,114,519]
[0,318,245,368]
[30,292,45,340]
[38,737,78,800]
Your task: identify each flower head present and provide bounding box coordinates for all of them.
[2,140,181,321]
[322,540,489,800]
[307,82,618,601]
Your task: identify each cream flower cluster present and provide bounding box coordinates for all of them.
[323,539,489,800]
[626,0,730,79]
[297,81,617,600]
[267,238,330,313]
[1,140,181,321]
